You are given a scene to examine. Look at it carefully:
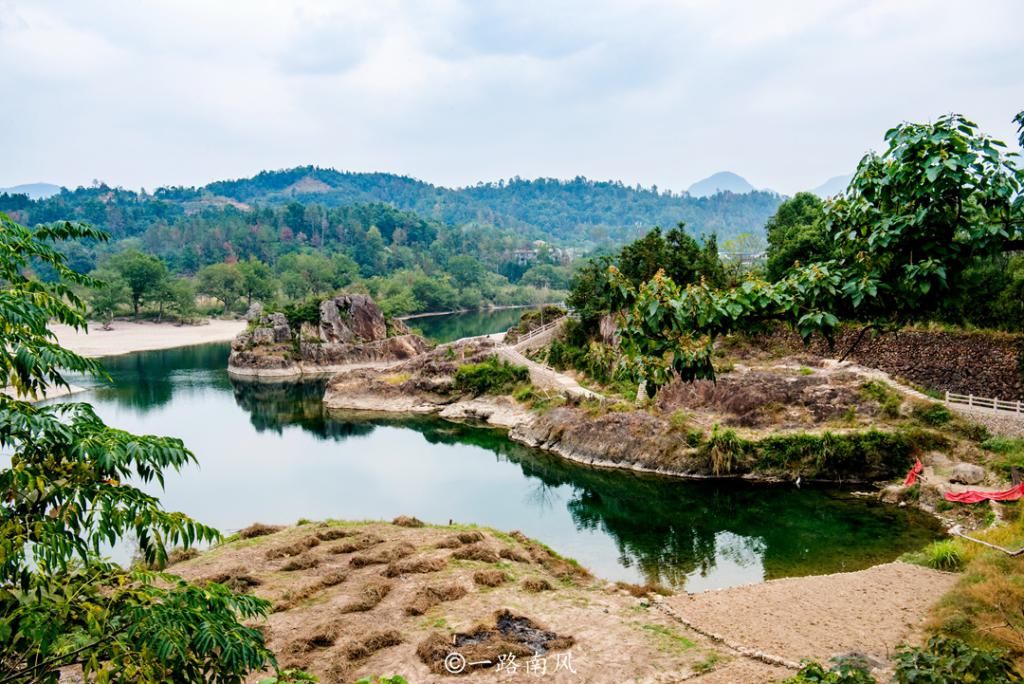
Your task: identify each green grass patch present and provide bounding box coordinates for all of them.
[454,356,529,395]
[697,427,941,480]
[640,623,695,653]
[860,380,902,418]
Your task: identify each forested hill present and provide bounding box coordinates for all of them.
[197,166,783,243]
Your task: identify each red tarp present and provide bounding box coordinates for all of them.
[903,458,924,486]
[943,483,1024,504]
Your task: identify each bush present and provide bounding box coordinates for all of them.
[454,356,529,395]
[893,636,1020,683]
[913,402,953,426]
[860,380,902,418]
[921,539,965,571]
[784,657,877,683]
[981,437,1024,477]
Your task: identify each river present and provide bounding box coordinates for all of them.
[57,310,942,592]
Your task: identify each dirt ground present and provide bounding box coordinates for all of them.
[662,562,959,670]
[171,521,961,683]
[174,520,741,683]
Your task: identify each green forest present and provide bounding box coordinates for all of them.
[0,170,781,321]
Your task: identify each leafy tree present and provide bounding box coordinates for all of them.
[410,272,458,311]
[1015,110,1023,149]
[197,262,245,310]
[613,114,1024,395]
[276,252,341,299]
[87,267,130,329]
[238,257,277,307]
[447,255,487,289]
[353,226,388,276]
[566,224,724,331]
[0,213,281,682]
[105,249,168,316]
[164,277,199,321]
[764,192,829,281]
[520,263,572,290]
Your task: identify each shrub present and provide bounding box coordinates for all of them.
[454,356,529,395]
[892,636,1020,683]
[706,426,743,475]
[922,539,965,571]
[860,380,902,418]
[912,402,953,426]
[784,658,877,683]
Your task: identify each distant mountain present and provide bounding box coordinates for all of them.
[687,172,756,198]
[4,167,784,246]
[809,174,852,198]
[0,182,62,199]
[199,166,782,242]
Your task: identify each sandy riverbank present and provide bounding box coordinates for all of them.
[1,320,248,402]
[52,319,246,358]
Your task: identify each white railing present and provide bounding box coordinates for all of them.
[513,316,566,345]
[945,391,1024,415]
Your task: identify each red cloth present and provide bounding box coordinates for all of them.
[903,459,924,486]
[943,483,1024,504]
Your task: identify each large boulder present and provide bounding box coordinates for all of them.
[319,294,387,344]
[949,463,986,485]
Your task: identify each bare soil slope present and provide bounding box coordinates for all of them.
[174,520,747,683]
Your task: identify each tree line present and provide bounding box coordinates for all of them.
[561,112,1024,395]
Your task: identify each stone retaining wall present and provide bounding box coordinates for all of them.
[765,327,1024,400]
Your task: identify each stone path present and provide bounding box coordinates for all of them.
[447,321,602,402]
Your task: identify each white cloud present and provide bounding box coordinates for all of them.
[1,0,1021,195]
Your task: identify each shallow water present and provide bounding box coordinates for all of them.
[57,315,943,591]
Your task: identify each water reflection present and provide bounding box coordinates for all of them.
[57,333,943,591]
[226,379,944,591]
[406,308,528,343]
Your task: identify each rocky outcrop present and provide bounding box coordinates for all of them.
[510,408,708,476]
[228,294,430,379]
[322,339,533,429]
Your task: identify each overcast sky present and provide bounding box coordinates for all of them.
[2,0,1021,195]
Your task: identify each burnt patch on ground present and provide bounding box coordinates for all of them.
[417,610,574,675]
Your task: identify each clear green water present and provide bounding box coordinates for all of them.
[404,307,531,343]
[58,319,943,592]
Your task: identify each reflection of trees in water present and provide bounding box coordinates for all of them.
[498,449,944,589]
[85,344,234,413]
[223,384,943,589]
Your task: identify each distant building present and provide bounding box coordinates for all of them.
[511,240,577,266]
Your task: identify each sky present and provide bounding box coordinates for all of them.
[1,0,1022,196]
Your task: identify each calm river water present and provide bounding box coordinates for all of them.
[58,311,943,591]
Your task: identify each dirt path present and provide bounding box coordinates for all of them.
[495,345,602,401]
[660,562,958,668]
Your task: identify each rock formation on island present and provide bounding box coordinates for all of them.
[228,294,430,378]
